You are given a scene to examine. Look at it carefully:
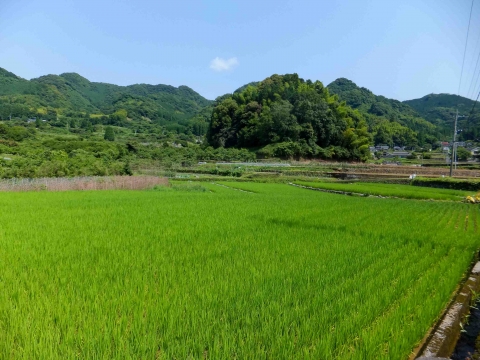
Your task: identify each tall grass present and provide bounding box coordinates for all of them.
[0,183,477,359]
[0,175,167,192]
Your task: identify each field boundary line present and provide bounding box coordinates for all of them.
[210,183,255,194]
[288,182,393,199]
[289,182,464,202]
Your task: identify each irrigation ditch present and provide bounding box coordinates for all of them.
[451,296,480,360]
[413,258,480,360]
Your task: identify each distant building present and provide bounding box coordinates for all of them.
[375,145,389,151]
[471,147,480,155]
[384,151,411,159]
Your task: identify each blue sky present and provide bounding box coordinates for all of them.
[0,0,478,101]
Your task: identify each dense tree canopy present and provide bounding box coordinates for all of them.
[104,126,115,141]
[405,94,480,142]
[0,67,212,137]
[327,78,438,147]
[207,74,371,161]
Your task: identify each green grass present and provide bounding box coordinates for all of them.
[0,183,478,359]
[153,181,210,192]
[295,180,470,201]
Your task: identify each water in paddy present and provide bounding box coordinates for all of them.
[452,297,480,360]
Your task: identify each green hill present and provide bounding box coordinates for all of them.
[3,66,478,150]
[404,93,480,141]
[327,78,438,147]
[0,67,212,134]
[207,74,370,160]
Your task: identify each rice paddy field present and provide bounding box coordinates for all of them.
[0,181,478,359]
[294,180,471,201]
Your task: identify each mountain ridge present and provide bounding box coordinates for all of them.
[0,67,212,130]
[326,77,480,144]
[1,66,479,143]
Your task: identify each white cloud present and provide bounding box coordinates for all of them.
[210,57,239,72]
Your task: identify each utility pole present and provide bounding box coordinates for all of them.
[455,142,458,170]
[449,110,459,177]
[449,111,466,176]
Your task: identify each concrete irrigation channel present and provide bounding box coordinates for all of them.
[413,260,480,360]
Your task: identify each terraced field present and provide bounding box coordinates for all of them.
[294,180,470,201]
[0,182,477,359]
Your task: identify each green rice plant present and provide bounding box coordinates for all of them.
[295,180,470,201]
[0,183,477,359]
[152,181,210,192]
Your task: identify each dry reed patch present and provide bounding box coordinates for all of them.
[0,176,168,192]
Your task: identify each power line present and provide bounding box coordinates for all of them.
[457,0,475,100]
[466,26,480,99]
[463,90,479,142]
[451,0,475,177]
[467,50,480,99]
[470,64,480,103]
[465,90,480,125]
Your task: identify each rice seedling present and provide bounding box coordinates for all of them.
[295,180,470,201]
[0,182,477,359]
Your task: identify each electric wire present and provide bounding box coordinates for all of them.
[464,90,480,138]
[466,25,480,99]
[457,0,475,101]
[451,0,475,175]
[471,67,480,106]
[468,91,480,119]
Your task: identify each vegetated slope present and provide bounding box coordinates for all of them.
[404,93,480,141]
[233,81,260,94]
[327,78,439,147]
[207,73,371,160]
[0,183,477,359]
[0,67,212,127]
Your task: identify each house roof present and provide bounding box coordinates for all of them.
[393,151,410,154]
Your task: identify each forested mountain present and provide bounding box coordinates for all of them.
[327,78,438,147]
[0,67,212,135]
[3,64,479,160]
[207,74,371,160]
[404,94,480,141]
